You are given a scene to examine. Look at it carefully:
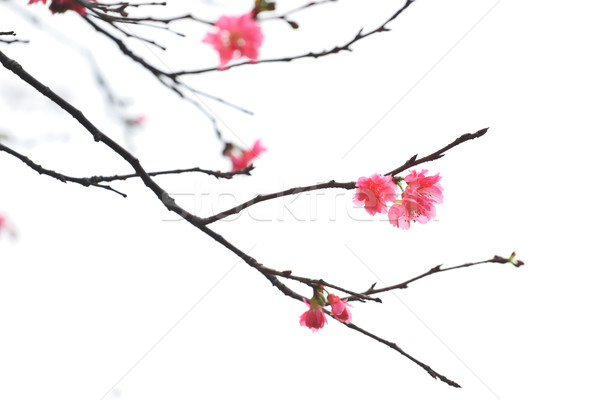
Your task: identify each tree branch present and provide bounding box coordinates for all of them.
[202,180,356,224]
[169,0,416,76]
[0,48,501,389]
[0,142,126,197]
[202,128,489,224]
[88,165,254,183]
[340,319,461,388]
[197,222,459,386]
[349,255,520,300]
[386,128,489,177]
[0,30,29,44]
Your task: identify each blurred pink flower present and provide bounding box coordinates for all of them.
[388,169,443,229]
[28,0,95,16]
[327,294,352,324]
[0,214,17,238]
[131,115,147,126]
[227,140,267,171]
[299,298,327,332]
[202,12,264,69]
[353,174,398,216]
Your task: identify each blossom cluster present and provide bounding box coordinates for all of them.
[299,288,352,332]
[28,0,96,16]
[354,170,443,229]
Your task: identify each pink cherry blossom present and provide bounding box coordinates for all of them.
[202,12,264,70]
[388,169,443,229]
[299,298,327,332]
[28,0,96,16]
[327,294,352,324]
[226,140,267,171]
[388,193,435,229]
[353,174,398,216]
[0,214,17,238]
[404,169,444,204]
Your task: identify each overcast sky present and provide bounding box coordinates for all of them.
[1,0,599,399]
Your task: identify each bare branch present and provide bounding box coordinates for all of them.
[202,180,356,224]
[88,165,254,183]
[0,30,29,44]
[0,142,126,197]
[340,319,461,388]
[348,255,520,300]
[387,128,489,176]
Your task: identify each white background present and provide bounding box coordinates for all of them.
[1,0,599,399]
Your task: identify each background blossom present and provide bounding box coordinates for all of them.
[203,12,264,69]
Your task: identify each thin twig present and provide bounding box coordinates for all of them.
[88,165,254,183]
[347,256,516,300]
[0,142,126,197]
[202,180,356,224]
[0,30,29,44]
[387,128,489,176]
[341,319,461,388]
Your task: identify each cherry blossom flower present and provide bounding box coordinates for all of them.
[388,169,443,229]
[404,169,444,204]
[353,174,398,216]
[28,0,96,16]
[226,140,267,171]
[327,294,352,324]
[202,12,264,70]
[388,194,435,229]
[299,298,327,332]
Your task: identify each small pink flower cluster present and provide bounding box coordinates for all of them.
[203,12,264,70]
[299,289,352,332]
[28,0,96,16]
[354,170,443,229]
[224,140,267,171]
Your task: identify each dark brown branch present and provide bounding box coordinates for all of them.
[340,319,461,388]
[0,30,29,44]
[88,165,254,183]
[202,180,356,224]
[386,128,489,176]
[0,142,126,197]
[352,255,518,299]
[169,0,415,76]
